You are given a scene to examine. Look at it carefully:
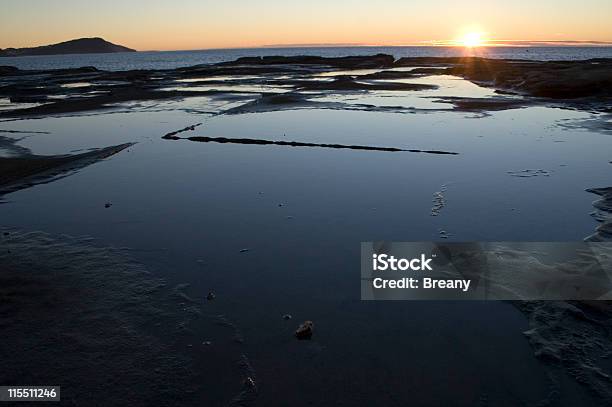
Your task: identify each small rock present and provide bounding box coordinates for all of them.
[202,341,212,346]
[206,291,216,301]
[104,202,112,208]
[283,314,292,320]
[295,320,314,340]
[3,232,9,236]
[239,248,250,253]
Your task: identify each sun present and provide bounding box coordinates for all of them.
[461,32,485,47]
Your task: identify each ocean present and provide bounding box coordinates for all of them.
[2,46,612,71]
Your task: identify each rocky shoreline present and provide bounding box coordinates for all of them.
[1,54,610,118]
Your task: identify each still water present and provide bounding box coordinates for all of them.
[0,72,609,405]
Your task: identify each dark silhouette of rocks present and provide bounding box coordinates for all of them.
[0,143,133,196]
[585,187,612,241]
[162,134,459,155]
[0,37,136,57]
[294,75,437,91]
[222,53,395,69]
[0,66,19,74]
[0,54,610,119]
[394,56,612,99]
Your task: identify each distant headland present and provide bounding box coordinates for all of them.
[0,37,136,57]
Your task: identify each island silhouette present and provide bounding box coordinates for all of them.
[0,37,135,57]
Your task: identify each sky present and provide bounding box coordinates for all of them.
[1,0,611,50]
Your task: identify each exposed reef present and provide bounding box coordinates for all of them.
[220,54,395,69]
[291,75,437,91]
[162,133,459,155]
[162,123,203,138]
[585,187,612,241]
[0,141,132,196]
[1,54,610,119]
[433,96,531,111]
[394,56,612,99]
[518,300,612,403]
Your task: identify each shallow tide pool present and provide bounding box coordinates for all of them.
[1,74,609,405]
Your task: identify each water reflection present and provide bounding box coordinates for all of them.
[1,73,610,406]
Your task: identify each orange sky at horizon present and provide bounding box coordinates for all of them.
[1,1,612,51]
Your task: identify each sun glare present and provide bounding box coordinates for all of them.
[461,32,485,47]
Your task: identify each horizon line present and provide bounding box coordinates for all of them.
[5,37,612,53]
[143,40,612,52]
